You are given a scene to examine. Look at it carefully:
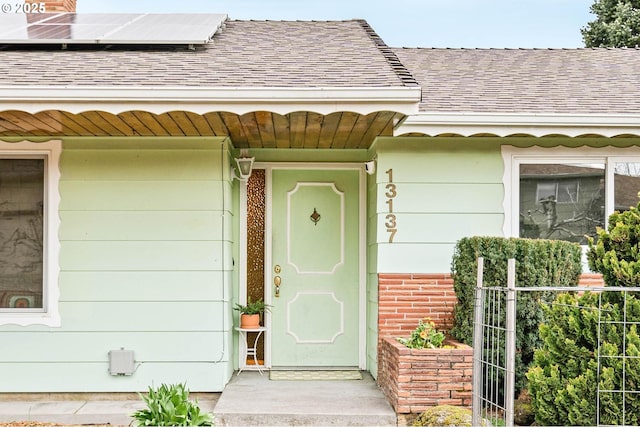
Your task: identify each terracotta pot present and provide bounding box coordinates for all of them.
[240,313,260,329]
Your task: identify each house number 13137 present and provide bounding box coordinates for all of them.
[385,168,397,243]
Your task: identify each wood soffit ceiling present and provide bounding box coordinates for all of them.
[0,109,404,149]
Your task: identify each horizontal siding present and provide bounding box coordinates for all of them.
[60,241,232,271]
[60,149,223,181]
[377,213,503,243]
[59,271,230,301]
[60,211,229,241]
[0,331,228,362]
[376,149,503,184]
[377,243,456,273]
[373,139,504,273]
[377,183,503,213]
[0,141,235,392]
[0,362,231,392]
[1,302,231,332]
[59,181,229,211]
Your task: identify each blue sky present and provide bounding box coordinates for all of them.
[77,0,595,48]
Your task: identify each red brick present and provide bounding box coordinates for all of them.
[438,383,468,391]
[379,273,412,280]
[451,391,472,399]
[377,336,472,416]
[435,399,464,406]
[411,273,449,280]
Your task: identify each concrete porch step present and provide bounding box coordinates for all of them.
[213,371,396,426]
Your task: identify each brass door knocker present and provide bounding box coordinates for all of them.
[310,208,321,225]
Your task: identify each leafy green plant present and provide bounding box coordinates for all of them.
[398,318,446,349]
[527,292,640,426]
[526,292,599,426]
[131,383,214,426]
[587,200,640,289]
[527,203,640,425]
[582,0,640,47]
[233,297,270,315]
[450,236,582,396]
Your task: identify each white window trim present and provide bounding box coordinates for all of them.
[0,140,61,327]
[502,145,640,239]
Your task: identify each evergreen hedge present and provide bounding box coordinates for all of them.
[587,202,640,288]
[450,236,582,395]
[527,292,640,426]
[527,201,640,425]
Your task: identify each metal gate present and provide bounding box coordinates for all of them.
[472,257,640,427]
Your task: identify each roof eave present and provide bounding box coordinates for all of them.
[0,86,421,115]
[396,112,640,138]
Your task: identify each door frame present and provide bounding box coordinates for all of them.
[238,162,367,370]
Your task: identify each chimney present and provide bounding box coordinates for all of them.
[28,0,77,12]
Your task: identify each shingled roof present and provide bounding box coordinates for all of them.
[0,19,416,89]
[393,47,640,115]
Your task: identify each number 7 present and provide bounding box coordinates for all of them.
[387,228,397,243]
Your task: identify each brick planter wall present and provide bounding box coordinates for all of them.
[378,336,472,414]
[375,271,602,416]
[378,273,457,337]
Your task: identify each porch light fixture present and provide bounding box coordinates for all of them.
[233,150,255,181]
[364,159,376,175]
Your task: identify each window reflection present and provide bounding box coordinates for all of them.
[614,162,640,213]
[520,164,605,244]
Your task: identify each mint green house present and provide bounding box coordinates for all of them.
[1,10,639,394]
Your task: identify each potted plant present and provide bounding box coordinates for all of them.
[234,297,270,329]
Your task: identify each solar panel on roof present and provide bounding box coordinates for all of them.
[0,13,227,45]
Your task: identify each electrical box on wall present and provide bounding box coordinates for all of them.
[108,348,135,376]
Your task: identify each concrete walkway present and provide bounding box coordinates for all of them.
[0,372,395,426]
[0,397,217,426]
[213,371,397,426]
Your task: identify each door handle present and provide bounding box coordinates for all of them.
[274,275,281,297]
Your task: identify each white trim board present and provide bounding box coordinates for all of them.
[398,112,640,138]
[0,86,421,116]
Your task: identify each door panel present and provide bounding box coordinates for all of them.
[270,169,360,367]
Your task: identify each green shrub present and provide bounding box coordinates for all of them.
[411,405,488,427]
[131,383,214,426]
[527,203,640,425]
[587,201,640,288]
[526,292,599,426]
[527,292,640,426]
[451,236,582,395]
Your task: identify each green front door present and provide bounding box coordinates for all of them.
[270,168,361,367]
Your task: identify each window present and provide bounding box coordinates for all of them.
[503,146,640,246]
[0,140,60,326]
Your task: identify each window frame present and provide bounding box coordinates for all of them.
[0,140,61,327]
[502,145,640,240]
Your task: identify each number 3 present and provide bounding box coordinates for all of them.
[385,183,397,198]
